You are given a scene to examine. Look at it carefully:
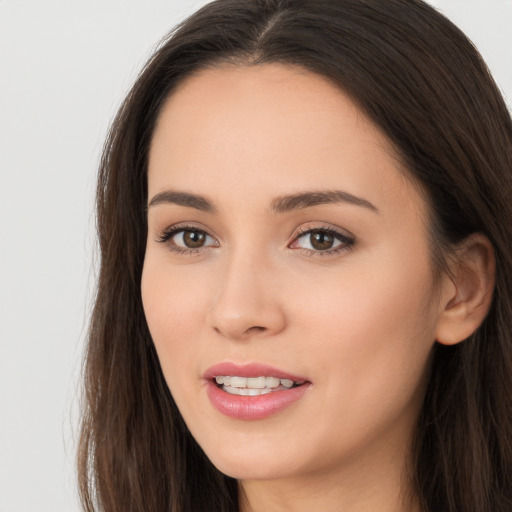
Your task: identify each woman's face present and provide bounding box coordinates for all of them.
[142,64,449,483]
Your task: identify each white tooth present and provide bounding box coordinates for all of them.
[240,388,273,396]
[230,376,247,388]
[223,386,240,395]
[249,388,266,396]
[222,376,231,386]
[266,377,280,388]
[215,376,225,385]
[247,377,266,389]
[281,379,294,388]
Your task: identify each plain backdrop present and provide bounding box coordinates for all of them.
[0,1,510,511]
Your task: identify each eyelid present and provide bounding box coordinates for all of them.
[155,221,355,257]
[293,222,354,239]
[289,223,355,255]
[156,223,219,252]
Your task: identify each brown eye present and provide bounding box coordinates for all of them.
[182,230,206,248]
[290,227,354,254]
[310,231,335,250]
[160,228,218,251]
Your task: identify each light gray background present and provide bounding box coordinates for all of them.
[0,2,510,511]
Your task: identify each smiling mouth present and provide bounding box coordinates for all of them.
[214,375,306,396]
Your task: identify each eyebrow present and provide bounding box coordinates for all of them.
[147,189,378,214]
[148,190,216,212]
[271,190,378,214]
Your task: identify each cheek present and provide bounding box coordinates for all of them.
[141,259,211,381]
[293,260,434,335]
[287,249,438,420]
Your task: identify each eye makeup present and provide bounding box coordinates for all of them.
[155,221,355,258]
[290,224,355,257]
[156,223,219,255]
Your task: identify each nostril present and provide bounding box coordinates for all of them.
[240,326,267,338]
[213,324,268,340]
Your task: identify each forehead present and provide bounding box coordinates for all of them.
[147,63,423,218]
[151,63,381,158]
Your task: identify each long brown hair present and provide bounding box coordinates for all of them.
[78,1,512,510]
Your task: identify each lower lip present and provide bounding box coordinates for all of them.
[205,380,311,420]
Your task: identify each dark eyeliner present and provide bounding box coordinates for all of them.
[155,224,216,256]
[292,225,355,256]
[156,224,203,243]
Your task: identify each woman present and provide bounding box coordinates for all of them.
[78,1,512,511]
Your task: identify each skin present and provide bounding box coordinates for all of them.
[142,63,464,512]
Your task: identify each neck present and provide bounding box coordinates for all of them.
[238,439,420,512]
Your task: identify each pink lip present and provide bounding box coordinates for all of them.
[203,362,307,382]
[203,362,311,420]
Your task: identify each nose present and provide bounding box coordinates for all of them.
[207,250,287,341]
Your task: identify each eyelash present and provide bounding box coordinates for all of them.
[156,223,355,257]
[156,224,217,255]
[292,225,355,257]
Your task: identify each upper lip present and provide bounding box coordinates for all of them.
[203,362,309,383]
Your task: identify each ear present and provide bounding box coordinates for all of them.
[435,233,495,346]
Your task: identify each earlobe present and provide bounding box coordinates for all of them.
[435,233,495,346]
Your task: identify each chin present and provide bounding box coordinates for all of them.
[202,441,309,481]
[213,459,293,481]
